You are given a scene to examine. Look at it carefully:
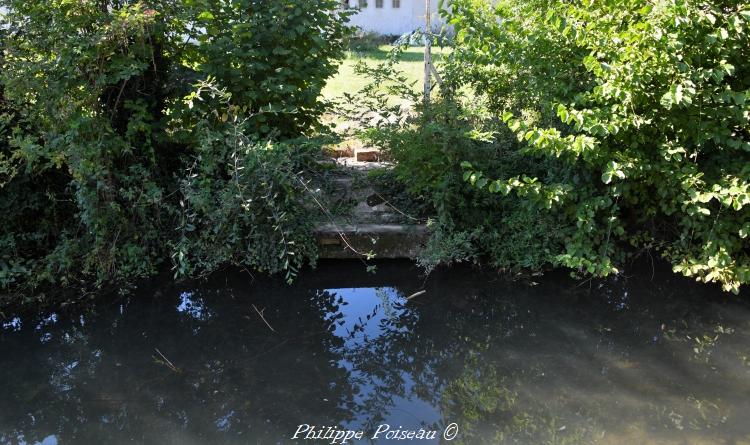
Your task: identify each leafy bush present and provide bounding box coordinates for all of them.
[449,0,750,292]
[353,0,748,293]
[191,0,350,136]
[347,31,396,53]
[172,82,320,284]
[354,47,568,274]
[0,1,348,296]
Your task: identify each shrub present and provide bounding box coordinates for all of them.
[191,0,350,136]
[172,82,320,284]
[355,49,568,273]
[0,0,348,296]
[347,31,396,53]
[353,1,749,292]
[449,0,750,292]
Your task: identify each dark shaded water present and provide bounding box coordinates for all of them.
[1,261,749,445]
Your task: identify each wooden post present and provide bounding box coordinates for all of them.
[423,0,432,108]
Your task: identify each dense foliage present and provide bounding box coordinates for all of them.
[364,0,749,292]
[354,41,568,274]
[451,0,750,292]
[0,1,348,297]
[453,0,750,291]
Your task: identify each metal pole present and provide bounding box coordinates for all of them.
[423,0,432,108]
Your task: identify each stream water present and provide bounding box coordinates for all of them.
[1,261,749,444]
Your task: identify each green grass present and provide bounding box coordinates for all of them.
[322,45,445,103]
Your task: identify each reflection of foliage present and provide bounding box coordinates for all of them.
[374,287,399,319]
[442,356,589,445]
[663,317,738,364]
[0,281,355,444]
[688,325,735,363]
[340,268,750,443]
[1,265,749,443]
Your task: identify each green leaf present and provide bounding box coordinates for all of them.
[660,90,673,109]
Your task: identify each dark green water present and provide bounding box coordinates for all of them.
[1,261,749,445]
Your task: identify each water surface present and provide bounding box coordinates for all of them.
[1,261,749,444]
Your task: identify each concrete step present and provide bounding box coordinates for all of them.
[314,223,427,259]
[328,177,369,201]
[334,158,392,171]
[350,201,403,224]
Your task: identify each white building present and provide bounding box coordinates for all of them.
[342,0,446,36]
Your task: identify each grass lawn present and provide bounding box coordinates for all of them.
[321,45,448,157]
[322,45,445,103]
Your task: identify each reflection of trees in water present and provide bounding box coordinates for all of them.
[0,282,357,444]
[440,356,591,445]
[0,267,749,444]
[342,272,750,444]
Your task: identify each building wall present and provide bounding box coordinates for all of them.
[344,0,445,36]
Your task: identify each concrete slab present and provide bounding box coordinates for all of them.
[314,223,427,259]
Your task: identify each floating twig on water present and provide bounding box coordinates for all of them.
[252,304,277,333]
[153,348,181,373]
[406,290,426,301]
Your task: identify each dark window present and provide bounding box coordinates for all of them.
[376,0,383,7]
[392,0,400,7]
[358,0,367,7]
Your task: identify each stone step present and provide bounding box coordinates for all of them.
[335,157,390,171]
[350,202,402,224]
[327,177,369,201]
[326,179,397,211]
[314,223,427,259]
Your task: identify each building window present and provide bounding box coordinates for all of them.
[392,0,400,7]
[376,0,383,7]
[358,0,367,8]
